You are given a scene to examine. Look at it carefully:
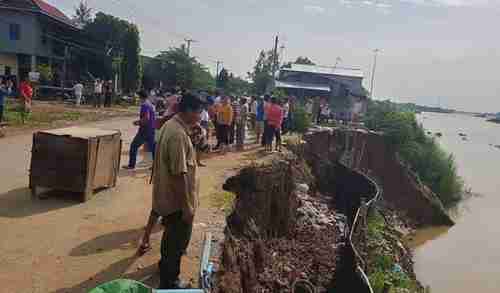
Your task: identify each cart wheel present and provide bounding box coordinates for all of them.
[31,186,37,199]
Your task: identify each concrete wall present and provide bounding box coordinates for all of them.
[0,10,39,56]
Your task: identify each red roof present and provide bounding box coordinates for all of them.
[32,0,74,26]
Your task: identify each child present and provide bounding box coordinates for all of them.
[190,123,209,167]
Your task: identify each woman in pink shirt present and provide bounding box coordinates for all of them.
[266,97,284,152]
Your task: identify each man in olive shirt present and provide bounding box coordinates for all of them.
[151,93,203,289]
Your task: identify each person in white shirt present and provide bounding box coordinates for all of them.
[73,81,84,106]
[320,103,331,124]
[305,99,313,115]
[282,99,290,133]
[250,96,258,129]
[94,79,103,108]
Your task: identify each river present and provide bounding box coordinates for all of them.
[411,112,500,292]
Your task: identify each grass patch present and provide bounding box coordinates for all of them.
[363,100,464,209]
[367,210,421,293]
[3,103,81,127]
[212,190,236,215]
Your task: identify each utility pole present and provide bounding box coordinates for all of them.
[370,49,380,99]
[270,35,279,91]
[215,60,223,88]
[184,38,197,57]
[272,35,279,76]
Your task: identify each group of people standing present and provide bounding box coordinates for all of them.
[208,93,292,154]
[92,79,114,108]
[72,79,114,107]
[254,94,291,152]
[208,95,248,153]
[123,88,297,289]
[305,96,332,124]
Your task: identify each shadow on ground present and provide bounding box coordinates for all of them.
[51,254,159,293]
[70,226,162,257]
[0,187,78,218]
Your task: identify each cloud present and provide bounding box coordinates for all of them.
[376,3,392,8]
[339,0,354,7]
[400,0,492,7]
[338,0,392,12]
[303,5,326,14]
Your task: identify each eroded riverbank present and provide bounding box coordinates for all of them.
[213,128,451,292]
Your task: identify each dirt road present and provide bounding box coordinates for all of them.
[0,117,258,293]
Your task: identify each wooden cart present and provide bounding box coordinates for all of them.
[29,127,122,202]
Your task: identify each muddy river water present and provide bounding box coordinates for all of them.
[410,112,500,292]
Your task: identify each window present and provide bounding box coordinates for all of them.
[9,23,20,40]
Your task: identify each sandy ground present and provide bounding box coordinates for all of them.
[0,117,260,293]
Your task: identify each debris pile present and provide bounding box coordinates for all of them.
[215,157,345,293]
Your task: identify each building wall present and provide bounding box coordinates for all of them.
[0,10,39,56]
[279,71,364,97]
[331,75,364,97]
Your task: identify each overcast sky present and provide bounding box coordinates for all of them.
[50,0,500,112]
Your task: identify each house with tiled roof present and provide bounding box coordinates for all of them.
[0,0,103,87]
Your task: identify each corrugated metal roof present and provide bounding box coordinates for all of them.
[32,0,76,27]
[281,63,364,78]
[275,80,330,92]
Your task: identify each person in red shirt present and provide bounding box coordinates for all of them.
[266,97,284,152]
[19,78,33,123]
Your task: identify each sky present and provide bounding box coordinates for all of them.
[48,0,500,112]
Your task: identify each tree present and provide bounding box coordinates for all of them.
[84,13,142,91]
[247,50,276,95]
[282,56,316,68]
[143,46,215,91]
[73,1,93,28]
[294,56,315,65]
[217,68,252,95]
[37,64,53,84]
[121,25,142,93]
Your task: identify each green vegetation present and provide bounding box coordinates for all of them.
[217,68,253,95]
[142,46,216,91]
[363,100,464,209]
[121,25,142,93]
[4,103,81,126]
[367,211,421,293]
[83,11,142,91]
[247,50,277,95]
[212,191,237,215]
[37,64,53,84]
[290,106,312,135]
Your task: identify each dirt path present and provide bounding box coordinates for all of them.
[0,117,261,293]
